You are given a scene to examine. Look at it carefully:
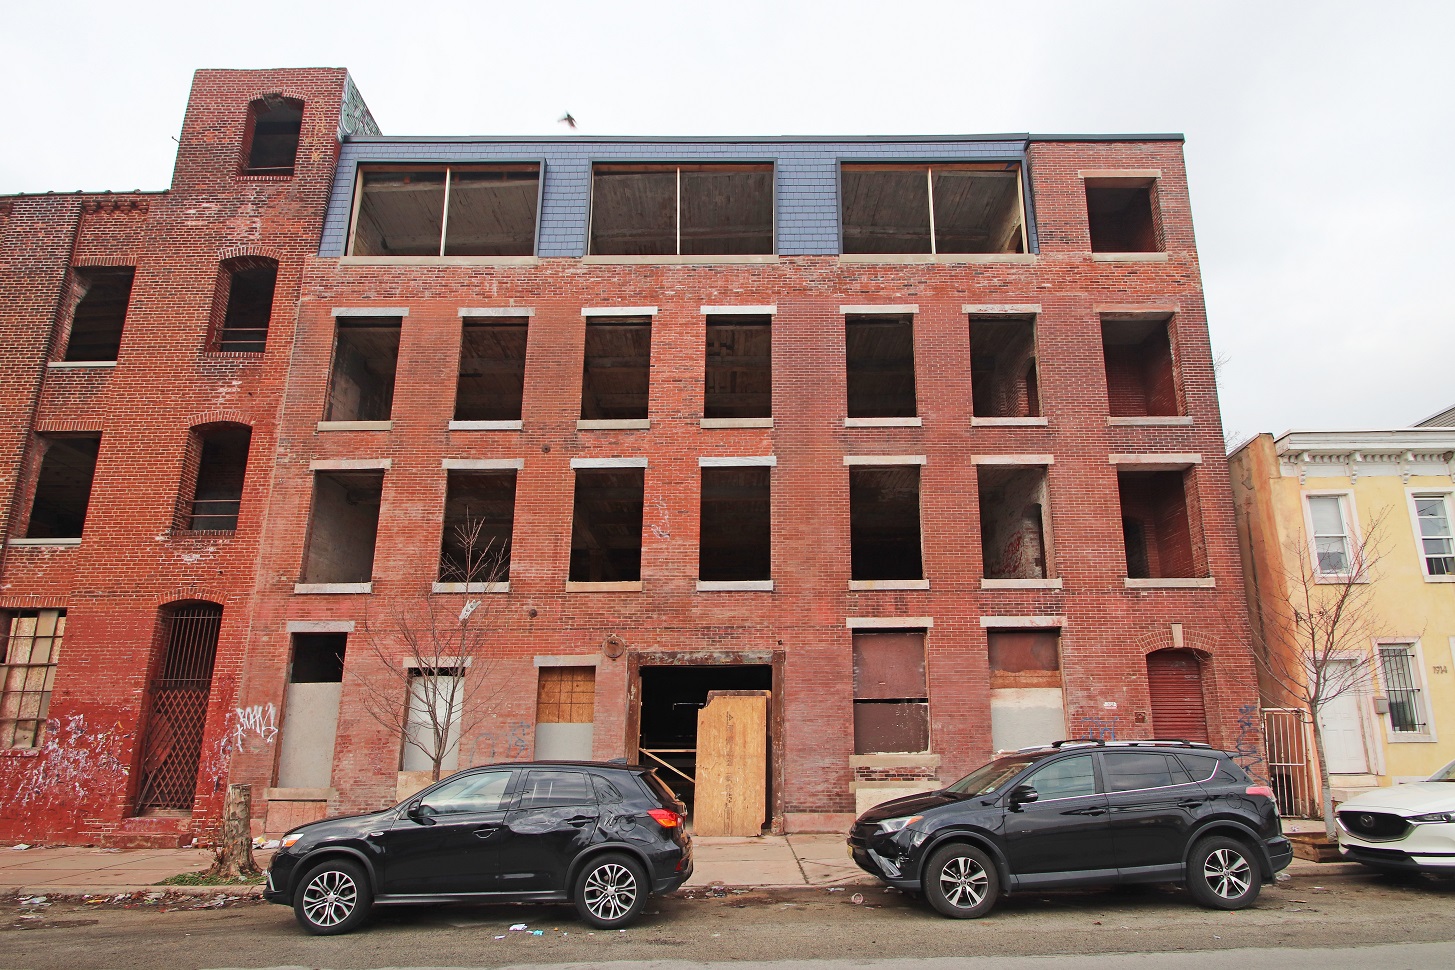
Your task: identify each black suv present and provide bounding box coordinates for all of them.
[265,761,692,934]
[849,740,1292,918]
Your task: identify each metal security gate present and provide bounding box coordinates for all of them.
[1146,649,1209,742]
[1263,708,1317,818]
[135,603,222,813]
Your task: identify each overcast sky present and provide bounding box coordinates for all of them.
[3,1,1451,446]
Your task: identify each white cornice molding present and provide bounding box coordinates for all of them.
[1274,430,1455,483]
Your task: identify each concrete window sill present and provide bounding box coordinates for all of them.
[981,578,1063,590]
[47,360,117,369]
[839,253,1036,265]
[294,582,373,595]
[1123,577,1216,589]
[431,582,510,594]
[317,420,393,432]
[697,580,774,592]
[1091,252,1169,262]
[565,581,643,592]
[577,419,649,431]
[449,420,523,431]
[581,255,778,265]
[845,417,922,428]
[849,579,930,591]
[972,416,1048,427]
[7,538,81,547]
[1107,415,1193,426]
[339,255,538,267]
[701,417,773,429]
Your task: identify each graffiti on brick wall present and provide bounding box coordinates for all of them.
[1232,702,1268,784]
[230,703,278,749]
[1077,714,1118,740]
[475,720,531,761]
[0,715,132,813]
[648,494,671,540]
[197,702,280,796]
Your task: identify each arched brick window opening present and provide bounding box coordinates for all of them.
[210,256,277,353]
[176,423,252,532]
[241,96,303,176]
[134,601,223,814]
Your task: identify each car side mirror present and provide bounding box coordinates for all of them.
[406,799,434,825]
[1008,784,1039,811]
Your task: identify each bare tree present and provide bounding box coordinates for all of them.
[1246,508,1391,838]
[351,516,511,785]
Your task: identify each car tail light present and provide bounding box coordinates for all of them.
[647,808,683,828]
[1246,785,1277,801]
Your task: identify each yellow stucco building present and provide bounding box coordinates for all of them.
[1231,428,1455,809]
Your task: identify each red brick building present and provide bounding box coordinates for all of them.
[0,69,1259,845]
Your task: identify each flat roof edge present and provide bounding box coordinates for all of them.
[1029,133,1185,143]
[0,189,168,201]
[341,133,1034,145]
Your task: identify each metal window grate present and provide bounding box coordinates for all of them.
[135,604,221,812]
[0,610,64,749]
[187,498,241,531]
[1379,646,1426,734]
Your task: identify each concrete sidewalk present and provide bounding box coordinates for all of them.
[0,834,874,897]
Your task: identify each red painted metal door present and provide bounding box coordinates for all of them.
[1146,650,1208,743]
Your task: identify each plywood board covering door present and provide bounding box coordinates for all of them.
[694,690,769,836]
[535,666,596,760]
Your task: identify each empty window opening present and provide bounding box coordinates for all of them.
[978,466,1053,580]
[852,631,929,754]
[301,471,384,584]
[1085,178,1162,253]
[184,425,251,531]
[440,470,517,584]
[1117,469,1202,579]
[849,465,924,581]
[1102,316,1180,417]
[846,315,916,418]
[213,257,276,353]
[841,163,1025,255]
[403,667,464,773]
[326,318,401,422]
[699,466,771,582]
[62,266,134,362]
[276,633,346,789]
[349,165,540,257]
[581,316,651,420]
[25,434,101,540]
[988,629,1065,752]
[569,468,645,583]
[1,609,65,749]
[135,602,222,813]
[704,315,772,419]
[969,315,1040,418]
[243,96,303,176]
[455,318,528,421]
[590,164,774,256]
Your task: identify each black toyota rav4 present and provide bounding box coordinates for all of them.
[265,761,692,934]
[849,740,1292,918]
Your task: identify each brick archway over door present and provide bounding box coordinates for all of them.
[1146,649,1209,743]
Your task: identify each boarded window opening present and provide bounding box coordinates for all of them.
[535,666,597,761]
[213,257,276,353]
[243,97,303,176]
[26,434,101,539]
[704,314,772,419]
[62,266,134,362]
[403,667,463,772]
[1102,316,1180,417]
[569,468,645,582]
[988,628,1065,752]
[1086,178,1161,253]
[969,315,1039,418]
[846,315,916,418]
[978,465,1053,579]
[581,316,651,420]
[350,165,540,257]
[841,163,1025,255]
[699,466,771,582]
[1117,469,1201,579]
[326,319,401,422]
[301,471,384,584]
[589,164,774,256]
[276,633,346,789]
[455,318,528,421]
[439,470,517,583]
[849,465,923,581]
[186,425,251,531]
[0,609,65,749]
[852,631,929,754]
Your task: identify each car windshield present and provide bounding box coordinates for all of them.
[944,757,1037,796]
[1428,759,1455,782]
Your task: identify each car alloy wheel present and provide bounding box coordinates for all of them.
[940,854,989,908]
[1187,835,1261,910]
[1203,847,1252,900]
[293,859,372,935]
[573,853,649,929]
[923,843,1000,918]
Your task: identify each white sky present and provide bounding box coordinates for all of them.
[3,1,1451,446]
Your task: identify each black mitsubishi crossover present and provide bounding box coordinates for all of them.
[265,761,692,934]
[849,740,1292,918]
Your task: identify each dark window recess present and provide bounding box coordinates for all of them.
[581,317,651,420]
[25,434,100,539]
[243,96,303,176]
[852,631,929,754]
[704,315,771,419]
[969,315,1039,418]
[290,633,346,683]
[455,318,528,421]
[350,165,539,257]
[589,164,773,256]
[841,163,1025,255]
[1117,469,1201,579]
[978,466,1052,580]
[849,465,923,581]
[62,266,134,362]
[213,258,276,353]
[326,319,401,422]
[988,629,1061,689]
[301,471,384,584]
[439,470,516,583]
[1085,179,1161,253]
[699,466,771,582]
[845,315,916,418]
[569,468,644,583]
[1102,316,1180,417]
[186,425,251,531]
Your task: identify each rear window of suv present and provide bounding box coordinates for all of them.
[640,770,683,806]
[1102,752,1195,792]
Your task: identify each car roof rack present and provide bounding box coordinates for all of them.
[1049,738,1106,748]
[1102,739,1215,749]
